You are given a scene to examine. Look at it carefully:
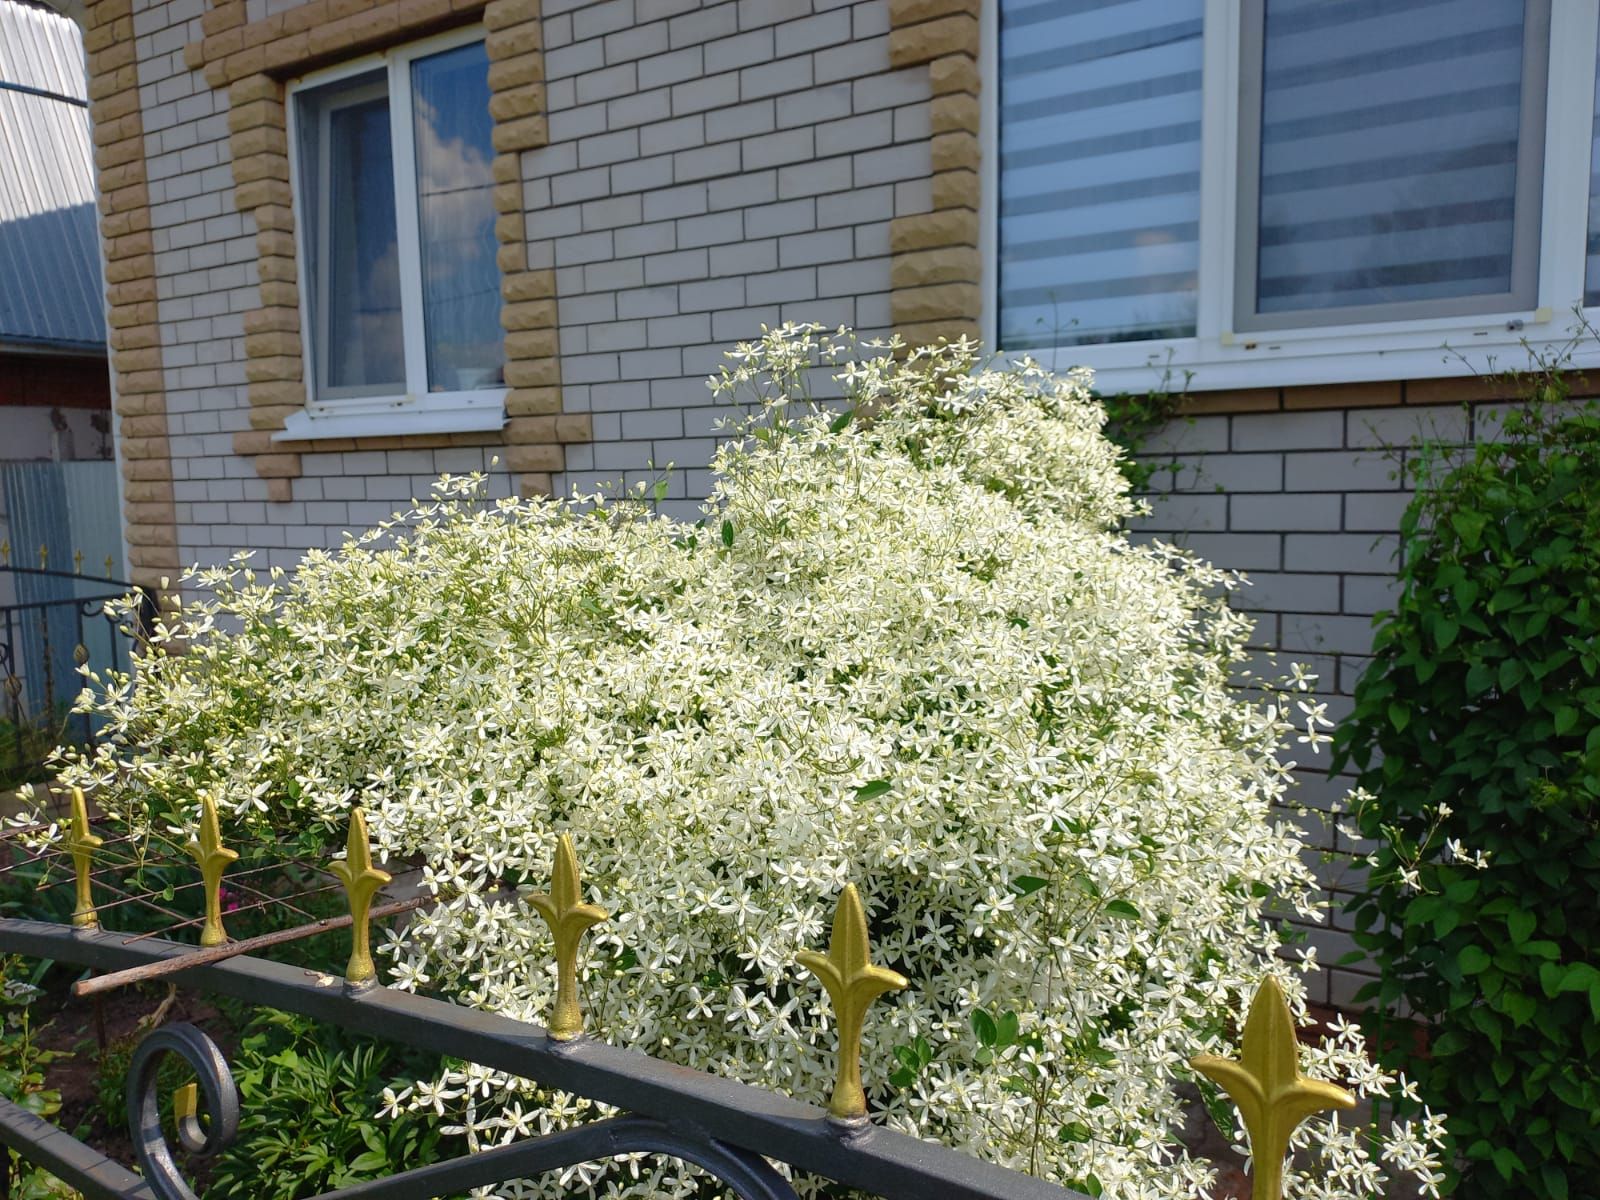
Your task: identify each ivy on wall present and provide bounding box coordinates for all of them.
[1335,377,1600,1200]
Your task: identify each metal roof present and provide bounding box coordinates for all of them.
[0,0,105,353]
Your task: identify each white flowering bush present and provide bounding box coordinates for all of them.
[51,328,1445,1198]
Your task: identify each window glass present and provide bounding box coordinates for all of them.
[411,41,502,392]
[1253,0,1528,316]
[298,70,404,397]
[997,0,1204,349]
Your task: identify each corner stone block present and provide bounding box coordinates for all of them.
[517,471,554,498]
[931,130,978,172]
[502,270,554,301]
[931,169,979,210]
[890,0,979,21]
[488,51,543,91]
[489,83,546,122]
[929,52,979,96]
[248,404,302,431]
[506,444,563,473]
[930,92,979,134]
[888,13,978,68]
[492,114,548,153]
[890,209,978,253]
[891,246,980,288]
[483,0,535,31]
[485,21,541,60]
[252,453,302,479]
[501,299,557,331]
[897,317,980,346]
[505,386,562,416]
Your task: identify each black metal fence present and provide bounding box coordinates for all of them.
[0,563,150,789]
[0,917,1082,1200]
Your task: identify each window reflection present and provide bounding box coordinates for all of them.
[300,71,405,396]
[411,41,502,392]
[1255,0,1526,314]
[997,0,1204,350]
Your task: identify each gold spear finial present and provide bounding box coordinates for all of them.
[37,544,47,569]
[528,834,608,1041]
[185,793,239,947]
[104,554,114,578]
[1191,976,1356,1200]
[329,809,391,987]
[73,549,83,575]
[66,787,103,930]
[796,883,909,1122]
[1,539,10,565]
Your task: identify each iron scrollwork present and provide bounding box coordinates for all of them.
[125,1022,240,1200]
[118,1020,798,1200]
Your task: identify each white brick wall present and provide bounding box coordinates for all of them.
[132,0,925,559]
[1133,402,1493,1008]
[529,0,927,520]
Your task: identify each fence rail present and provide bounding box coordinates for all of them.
[0,795,1349,1200]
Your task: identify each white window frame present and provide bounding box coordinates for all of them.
[276,25,506,442]
[980,0,1600,394]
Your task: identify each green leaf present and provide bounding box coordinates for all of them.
[1010,875,1048,896]
[720,519,734,548]
[1506,910,1536,945]
[1451,509,1487,548]
[971,1009,997,1047]
[1564,964,1600,993]
[1104,900,1141,921]
[853,779,891,800]
[1492,1146,1526,1182]
[828,409,854,433]
[1459,945,1492,975]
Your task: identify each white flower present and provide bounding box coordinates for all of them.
[51,327,1446,1200]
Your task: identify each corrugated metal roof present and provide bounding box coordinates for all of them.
[0,0,105,352]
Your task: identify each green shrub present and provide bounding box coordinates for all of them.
[205,1008,453,1200]
[56,327,1446,1197]
[1335,399,1600,1200]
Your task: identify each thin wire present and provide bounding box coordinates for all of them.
[89,877,194,926]
[2,813,384,947]
[116,880,346,944]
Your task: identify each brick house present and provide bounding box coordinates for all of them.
[41,0,1600,1004]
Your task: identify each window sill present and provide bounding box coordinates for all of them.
[1001,307,1600,395]
[273,398,507,443]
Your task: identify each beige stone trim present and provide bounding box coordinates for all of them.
[83,0,180,594]
[888,0,980,346]
[189,0,572,497]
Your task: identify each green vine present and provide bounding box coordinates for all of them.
[1334,330,1600,1200]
